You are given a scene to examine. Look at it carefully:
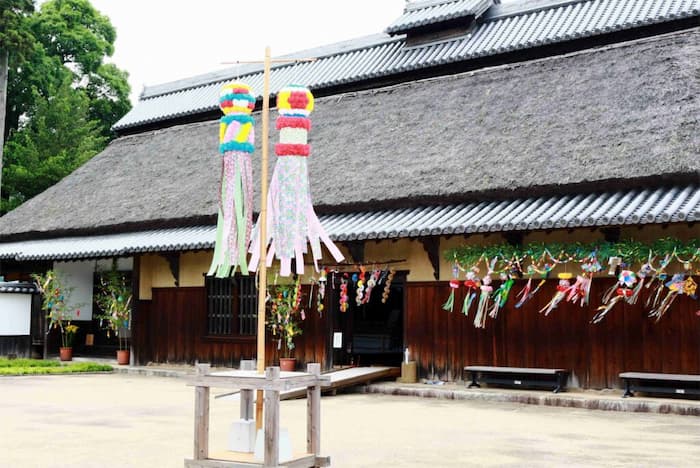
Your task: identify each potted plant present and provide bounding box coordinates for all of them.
[267,281,305,371]
[33,270,80,361]
[95,263,132,365]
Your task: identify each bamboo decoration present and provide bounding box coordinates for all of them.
[207,83,256,277]
[249,85,344,276]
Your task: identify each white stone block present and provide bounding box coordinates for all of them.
[228,419,256,453]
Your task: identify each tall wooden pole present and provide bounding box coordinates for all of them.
[0,50,9,208]
[255,46,272,430]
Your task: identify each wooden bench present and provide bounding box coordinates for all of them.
[619,372,700,398]
[465,366,569,393]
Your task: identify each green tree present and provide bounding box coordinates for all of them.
[2,76,106,211]
[0,0,35,206]
[1,0,131,212]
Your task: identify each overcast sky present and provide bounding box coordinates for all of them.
[86,0,407,102]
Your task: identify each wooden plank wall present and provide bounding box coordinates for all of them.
[132,286,328,369]
[406,279,700,389]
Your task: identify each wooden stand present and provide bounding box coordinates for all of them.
[185,363,331,468]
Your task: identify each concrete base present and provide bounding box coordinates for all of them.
[228,418,256,452]
[253,427,292,462]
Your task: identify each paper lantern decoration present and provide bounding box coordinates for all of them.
[249,85,344,276]
[207,82,256,277]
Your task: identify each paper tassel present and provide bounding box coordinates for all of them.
[649,274,685,322]
[591,293,627,324]
[208,82,256,278]
[565,275,591,307]
[442,279,460,313]
[339,275,349,312]
[356,267,366,306]
[474,277,492,328]
[540,274,571,316]
[381,269,395,304]
[249,85,344,276]
[363,269,381,304]
[462,276,478,316]
[489,277,514,319]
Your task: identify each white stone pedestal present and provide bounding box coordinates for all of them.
[228,418,256,452]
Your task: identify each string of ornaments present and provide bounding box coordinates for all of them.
[443,238,700,328]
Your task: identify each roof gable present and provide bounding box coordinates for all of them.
[114,0,700,132]
[385,0,493,36]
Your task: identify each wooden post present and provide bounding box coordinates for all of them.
[255,45,272,432]
[264,366,280,467]
[193,364,211,460]
[306,363,321,456]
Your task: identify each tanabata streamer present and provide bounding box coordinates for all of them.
[442,264,460,313]
[591,269,637,323]
[540,273,572,316]
[249,85,344,276]
[208,82,256,277]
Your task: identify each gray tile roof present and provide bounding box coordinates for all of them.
[0,282,38,294]
[0,185,697,261]
[113,0,700,131]
[385,0,493,35]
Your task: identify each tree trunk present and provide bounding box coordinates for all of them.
[0,49,8,209]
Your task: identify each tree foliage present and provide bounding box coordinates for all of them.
[1,0,131,212]
[3,76,106,210]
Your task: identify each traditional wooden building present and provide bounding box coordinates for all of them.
[0,0,698,388]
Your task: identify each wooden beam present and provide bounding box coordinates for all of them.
[418,237,440,280]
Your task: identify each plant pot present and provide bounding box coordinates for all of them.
[279,357,296,372]
[59,347,73,362]
[116,349,130,365]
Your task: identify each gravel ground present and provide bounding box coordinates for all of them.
[1,373,699,467]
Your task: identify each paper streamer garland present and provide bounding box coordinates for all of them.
[207,82,256,278]
[249,85,344,276]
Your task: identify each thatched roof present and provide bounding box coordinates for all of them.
[1,28,698,239]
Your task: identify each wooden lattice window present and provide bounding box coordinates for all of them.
[206,275,257,336]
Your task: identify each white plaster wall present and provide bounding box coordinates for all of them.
[53,261,94,321]
[0,294,32,335]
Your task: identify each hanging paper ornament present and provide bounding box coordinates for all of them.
[489,273,514,319]
[515,263,550,308]
[363,269,381,304]
[381,269,396,304]
[317,268,327,317]
[565,275,591,307]
[649,274,687,322]
[340,274,349,313]
[474,275,492,329]
[540,273,572,316]
[628,259,653,305]
[249,85,344,276]
[591,269,637,324]
[208,82,256,278]
[462,270,479,316]
[442,264,460,313]
[356,267,366,306]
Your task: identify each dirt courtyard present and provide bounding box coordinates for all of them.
[1,374,699,467]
